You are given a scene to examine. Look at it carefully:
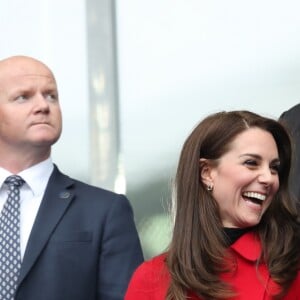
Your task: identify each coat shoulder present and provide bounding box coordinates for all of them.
[125,254,170,299]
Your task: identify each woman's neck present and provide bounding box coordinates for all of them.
[223,227,252,245]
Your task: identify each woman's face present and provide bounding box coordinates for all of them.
[205,127,280,228]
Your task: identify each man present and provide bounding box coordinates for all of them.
[0,55,143,300]
[279,103,300,203]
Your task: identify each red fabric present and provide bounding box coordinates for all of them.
[125,232,300,299]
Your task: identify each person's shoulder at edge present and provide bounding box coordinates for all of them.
[125,253,170,298]
[280,103,300,119]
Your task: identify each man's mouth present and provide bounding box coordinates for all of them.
[31,121,50,126]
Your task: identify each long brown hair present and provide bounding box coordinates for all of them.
[166,111,300,300]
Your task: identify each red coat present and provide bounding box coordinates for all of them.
[125,232,300,299]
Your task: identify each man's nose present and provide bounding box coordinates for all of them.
[33,94,50,112]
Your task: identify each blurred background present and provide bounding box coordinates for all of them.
[1,0,300,259]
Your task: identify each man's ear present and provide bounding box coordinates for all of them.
[199,158,214,187]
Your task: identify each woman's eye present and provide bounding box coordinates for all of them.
[244,160,257,166]
[270,164,280,174]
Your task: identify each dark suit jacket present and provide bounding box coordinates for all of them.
[15,165,144,300]
[279,103,300,202]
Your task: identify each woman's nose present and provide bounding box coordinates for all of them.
[257,167,275,185]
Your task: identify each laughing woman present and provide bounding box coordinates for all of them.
[125,111,300,300]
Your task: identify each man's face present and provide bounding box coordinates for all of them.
[0,57,62,152]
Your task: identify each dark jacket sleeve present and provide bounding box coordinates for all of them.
[98,194,144,299]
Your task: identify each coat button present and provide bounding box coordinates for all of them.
[59,191,71,199]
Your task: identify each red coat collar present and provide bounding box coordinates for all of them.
[230,231,261,261]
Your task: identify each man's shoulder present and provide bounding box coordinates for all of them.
[70,178,129,208]
[51,167,129,205]
[71,177,120,196]
[280,103,300,121]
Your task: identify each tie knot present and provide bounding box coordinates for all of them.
[4,175,25,188]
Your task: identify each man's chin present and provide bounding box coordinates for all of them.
[30,136,60,147]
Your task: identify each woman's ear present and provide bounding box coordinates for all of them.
[199,158,214,188]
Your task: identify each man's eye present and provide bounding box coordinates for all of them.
[45,93,57,102]
[15,95,28,101]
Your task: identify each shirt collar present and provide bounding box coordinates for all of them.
[0,158,54,196]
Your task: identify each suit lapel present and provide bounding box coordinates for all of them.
[17,166,75,286]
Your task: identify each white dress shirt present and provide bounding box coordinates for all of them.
[0,158,54,260]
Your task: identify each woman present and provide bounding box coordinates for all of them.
[125,111,300,299]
